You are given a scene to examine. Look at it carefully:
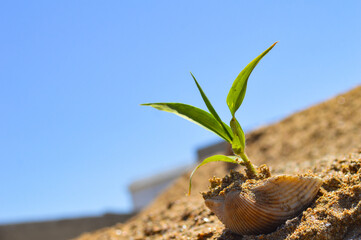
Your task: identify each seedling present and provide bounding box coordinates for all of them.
[142,42,277,195]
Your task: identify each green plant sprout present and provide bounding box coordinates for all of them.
[142,42,277,195]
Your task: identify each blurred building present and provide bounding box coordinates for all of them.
[128,165,191,211]
[0,213,133,240]
[196,141,232,162]
[0,141,231,240]
[128,141,231,211]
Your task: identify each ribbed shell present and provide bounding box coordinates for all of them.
[205,175,322,235]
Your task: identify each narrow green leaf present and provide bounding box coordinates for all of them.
[230,117,245,155]
[141,103,232,143]
[227,42,278,116]
[188,155,239,195]
[190,72,233,141]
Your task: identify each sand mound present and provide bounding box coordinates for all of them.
[75,86,361,240]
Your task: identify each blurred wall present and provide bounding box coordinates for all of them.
[129,165,191,211]
[0,213,133,240]
[128,141,232,211]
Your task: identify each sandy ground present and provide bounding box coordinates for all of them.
[75,86,361,240]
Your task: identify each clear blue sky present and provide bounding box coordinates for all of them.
[1,1,360,224]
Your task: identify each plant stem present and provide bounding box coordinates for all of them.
[239,152,257,176]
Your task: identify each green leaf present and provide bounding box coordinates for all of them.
[190,72,233,141]
[188,155,239,195]
[141,103,232,143]
[227,42,278,116]
[230,117,245,155]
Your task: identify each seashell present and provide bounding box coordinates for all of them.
[204,175,322,235]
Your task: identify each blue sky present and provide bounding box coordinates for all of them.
[1,1,360,224]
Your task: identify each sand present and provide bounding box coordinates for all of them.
[75,86,361,240]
